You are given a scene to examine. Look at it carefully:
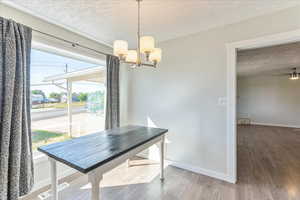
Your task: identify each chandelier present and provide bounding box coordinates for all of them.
[113,0,162,68]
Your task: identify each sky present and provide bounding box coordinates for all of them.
[30,49,105,97]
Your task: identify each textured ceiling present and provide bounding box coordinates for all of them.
[3,0,300,47]
[237,42,300,77]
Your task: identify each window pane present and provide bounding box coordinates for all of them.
[31,49,105,151]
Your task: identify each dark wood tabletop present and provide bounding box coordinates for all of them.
[38,125,168,173]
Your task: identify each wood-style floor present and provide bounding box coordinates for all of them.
[30,125,300,200]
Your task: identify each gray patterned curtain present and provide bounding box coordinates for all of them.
[105,55,120,129]
[0,17,34,200]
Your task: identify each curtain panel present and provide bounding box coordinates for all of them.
[105,55,120,129]
[0,17,34,200]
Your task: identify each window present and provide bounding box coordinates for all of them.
[30,48,106,151]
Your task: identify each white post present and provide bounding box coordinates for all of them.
[88,173,102,200]
[49,157,58,200]
[160,136,165,180]
[67,80,72,137]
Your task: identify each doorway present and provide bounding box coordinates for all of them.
[226,29,300,183]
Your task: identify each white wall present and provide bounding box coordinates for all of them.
[237,75,300,128]
[0,3,130,193]
[127,5,300,181]
[0,3,111,62]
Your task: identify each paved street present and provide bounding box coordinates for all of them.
[31,111,105,137]
[31,106,86,121]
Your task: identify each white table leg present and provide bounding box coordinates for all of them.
[88,173,102,200]
[127,159,131,167]
[49,157,58,200]
[160,136,165,180]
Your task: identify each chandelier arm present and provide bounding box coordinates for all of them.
[122,61,156,68]
[142,64,157,68]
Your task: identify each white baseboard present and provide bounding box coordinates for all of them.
[251,122,300,129]
[33,168,76,192]
[138,152,235,184]
[169,160,235,183]
[20,167,76,200]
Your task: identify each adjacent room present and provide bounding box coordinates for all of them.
[237,42,300,198]
[1,1,300,200]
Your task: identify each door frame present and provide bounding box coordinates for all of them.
[226,29,300,183]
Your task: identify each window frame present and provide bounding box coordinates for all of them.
[31,41,106,163]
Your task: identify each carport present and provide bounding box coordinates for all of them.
[42,66,106,137]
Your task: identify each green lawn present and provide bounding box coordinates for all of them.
[32,130,64,143]
[32,130,71,150]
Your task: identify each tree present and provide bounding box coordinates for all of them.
[31,90,45,99]
[78,92,88,102]
[49,92,61,100]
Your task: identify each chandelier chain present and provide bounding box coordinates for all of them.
[137,0,141,66]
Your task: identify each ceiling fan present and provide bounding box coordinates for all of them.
[276,68,300,80]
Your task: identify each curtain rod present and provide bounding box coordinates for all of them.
[32,28,112,57]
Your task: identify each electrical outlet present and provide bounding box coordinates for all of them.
[218,97,227,106]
